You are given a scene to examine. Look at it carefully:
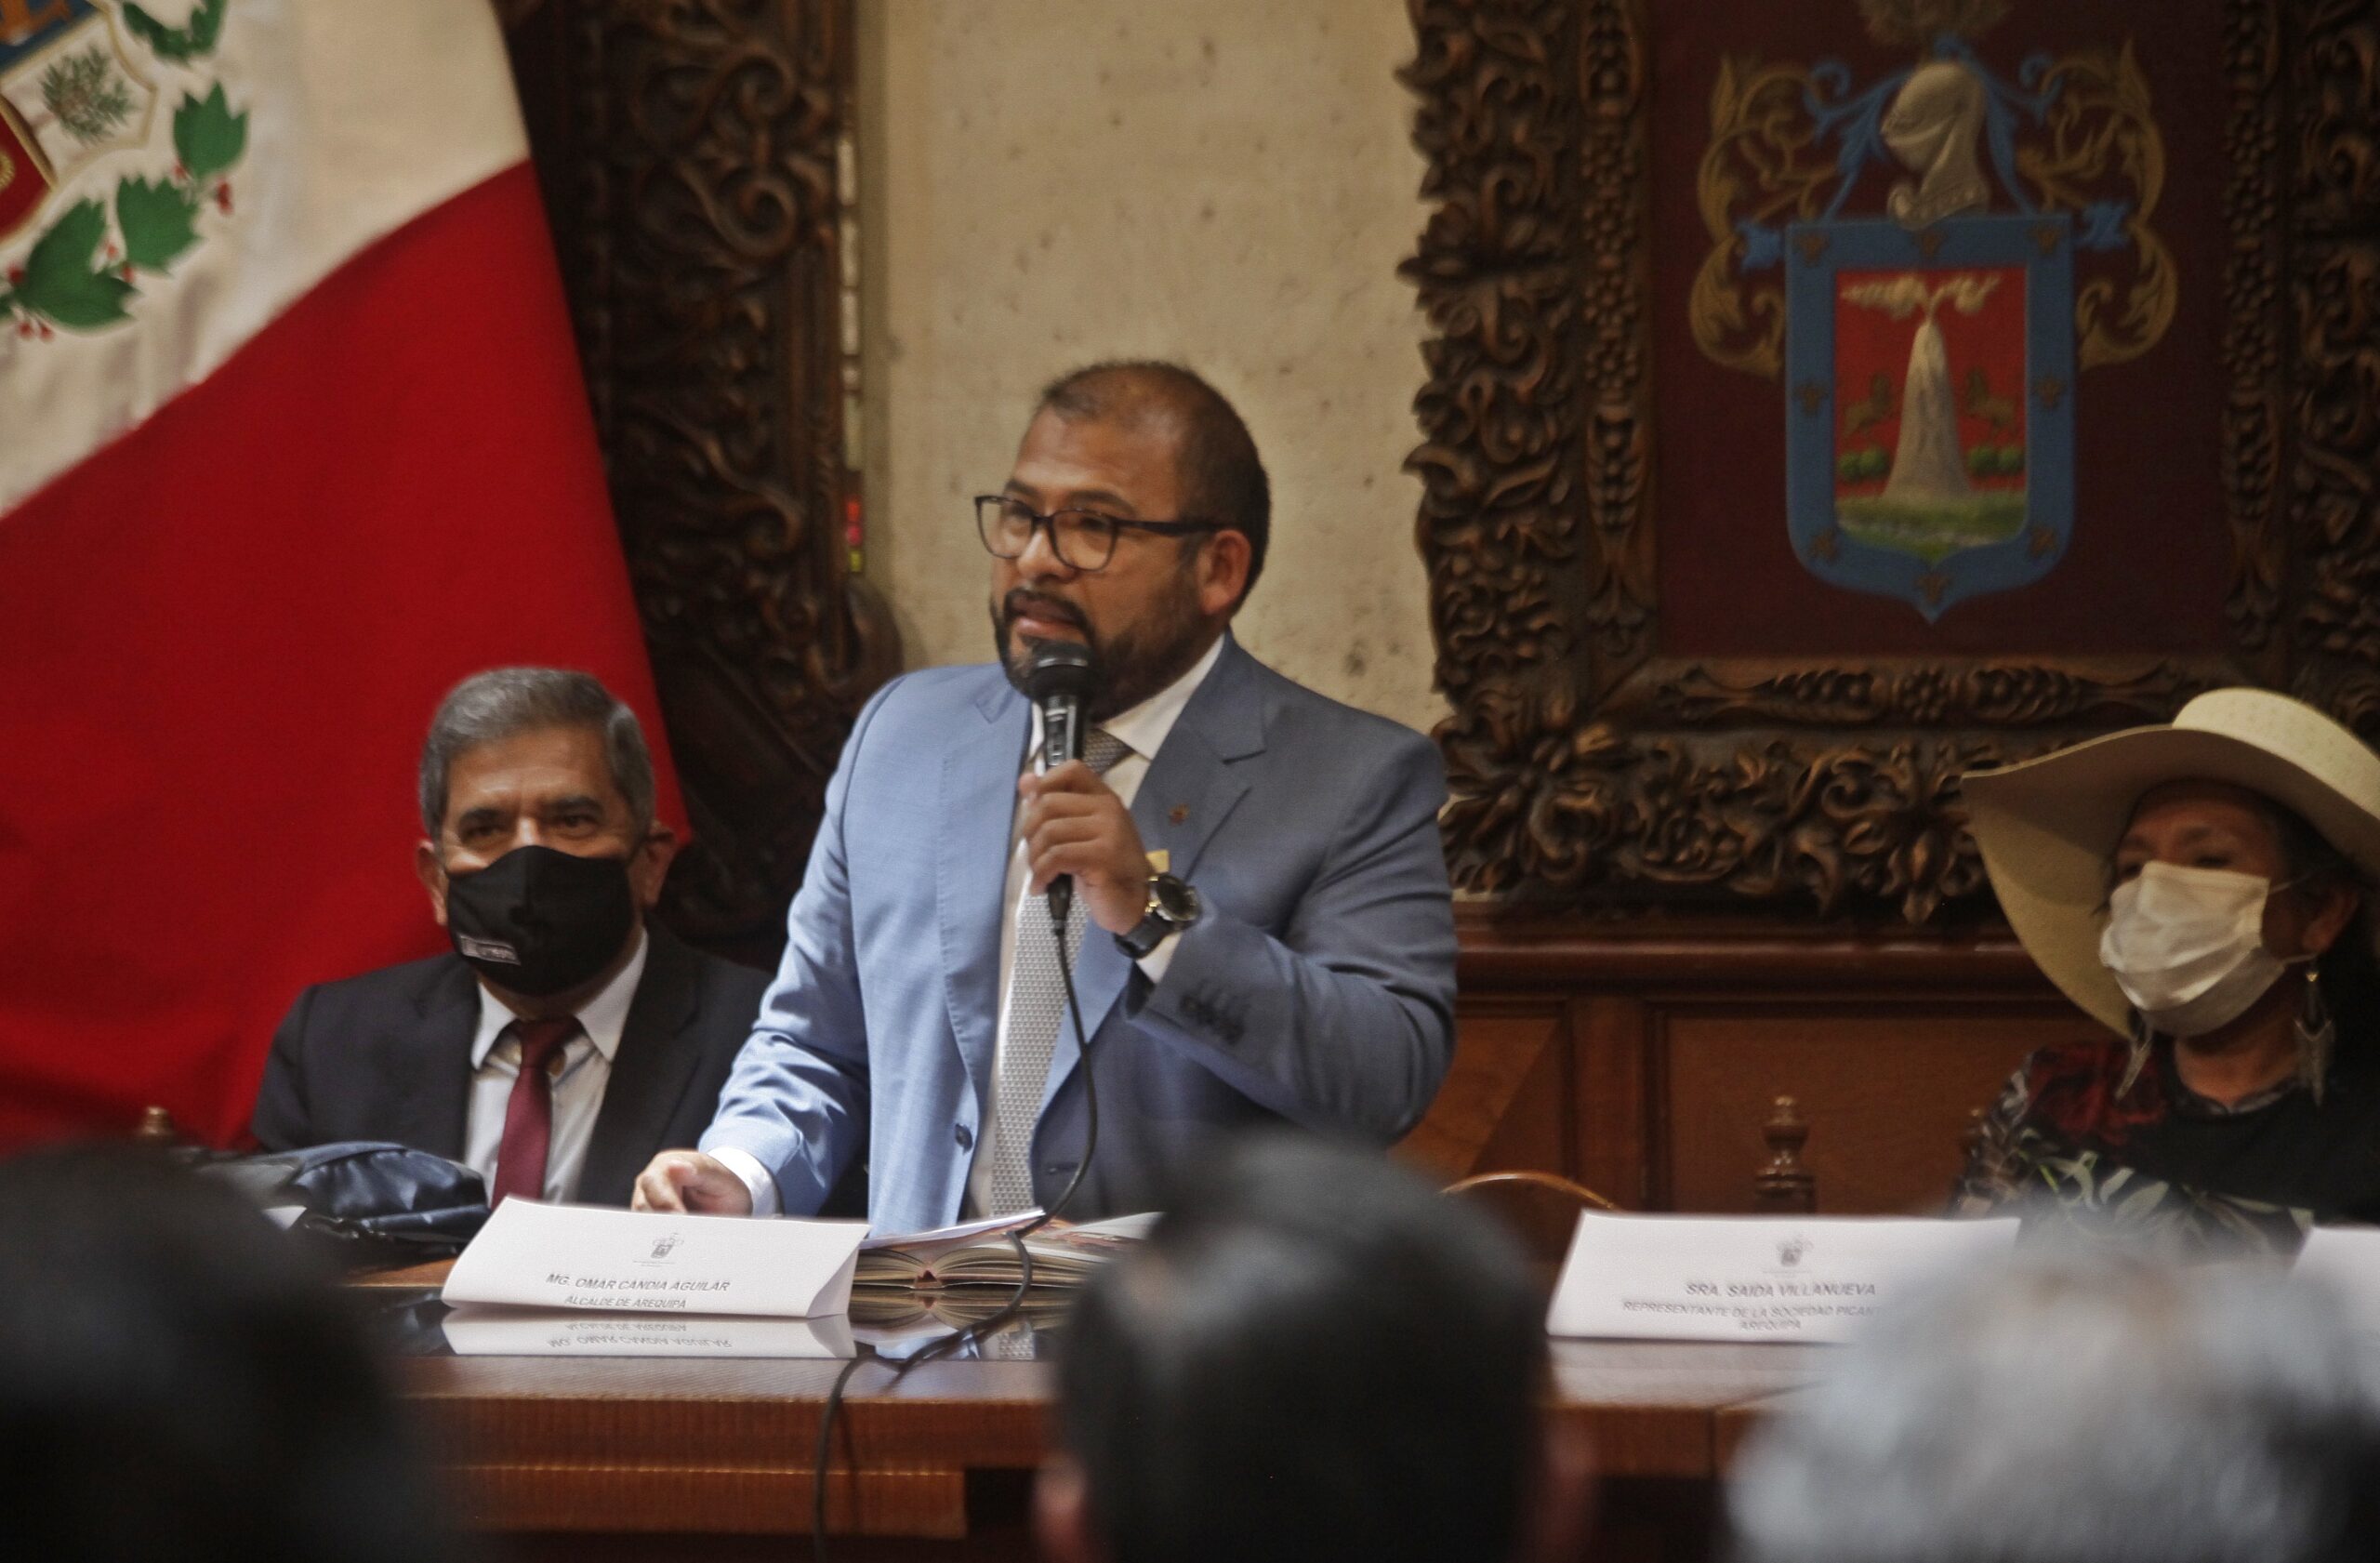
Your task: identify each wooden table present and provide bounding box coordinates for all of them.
[366,1265,1819,1561]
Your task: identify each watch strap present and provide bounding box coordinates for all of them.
[1116,873,1197,960]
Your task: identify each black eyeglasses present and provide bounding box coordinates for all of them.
[974,495,1224,573]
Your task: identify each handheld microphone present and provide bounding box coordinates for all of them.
[811,639,1105,1562]
[1021,640,1099,921]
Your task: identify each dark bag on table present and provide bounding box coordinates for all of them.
[196,1141,490,1265]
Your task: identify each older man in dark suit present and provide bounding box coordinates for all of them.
[251,669,765,1206]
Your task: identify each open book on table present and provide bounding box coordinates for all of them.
[855,1211,1158,1291]
[849,1286,1072,1337]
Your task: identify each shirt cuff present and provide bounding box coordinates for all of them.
[1134,929,1184,984]
[709,1145,781,1217]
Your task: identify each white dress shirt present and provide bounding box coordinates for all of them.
[461,926,649,1203]
[717,635,1224,1218]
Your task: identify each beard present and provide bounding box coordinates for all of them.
[991,571,1211,722]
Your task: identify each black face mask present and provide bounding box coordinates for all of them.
[443,844,637,998]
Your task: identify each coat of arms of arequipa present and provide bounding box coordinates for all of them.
[1691,0,2174,621]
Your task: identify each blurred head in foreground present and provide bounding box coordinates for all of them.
[1040,1135,1591,1563]
[0,1144,457,1563]
[1728,1249,2380,1563]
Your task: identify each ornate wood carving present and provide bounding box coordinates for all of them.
[1405,1,1585,698]
[2288,0,2380,722]
[504,1,896,961]
[1404,0,2368,924]
[2221,0,2290,658]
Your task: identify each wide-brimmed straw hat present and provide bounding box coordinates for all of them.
[1961,688,2380,1036]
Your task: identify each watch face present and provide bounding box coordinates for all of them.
[1151,874,1199,923]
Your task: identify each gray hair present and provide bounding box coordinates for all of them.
[1728,1249,2380,1563]
[417,669,655,837]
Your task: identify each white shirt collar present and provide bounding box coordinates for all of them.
[1030,632,1226,765]
[469,923,650,1068]
[1103,633,1225,760]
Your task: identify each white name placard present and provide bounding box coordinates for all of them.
[1546,1212,2019,1344]
[443,1199,869,1318]
[441,1304,857,1358]
[2292,1226,2380,1332]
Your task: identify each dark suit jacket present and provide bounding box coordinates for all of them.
[251,924,768,1207]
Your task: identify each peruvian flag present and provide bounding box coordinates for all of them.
[0,1,676,1146]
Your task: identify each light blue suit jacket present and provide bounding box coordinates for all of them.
[699,635,1457,1234]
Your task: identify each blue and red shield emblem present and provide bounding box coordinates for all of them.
[1784,214,2076,622]
[1692,21,2175,625]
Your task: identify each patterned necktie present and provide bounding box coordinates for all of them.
[986,1318,1039,1360]
[985,727,1131,1215]
[492,1016,578,1205]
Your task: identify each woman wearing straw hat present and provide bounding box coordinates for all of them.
[1954,688,2380,1250]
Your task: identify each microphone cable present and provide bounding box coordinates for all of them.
[811,900,1101,1563]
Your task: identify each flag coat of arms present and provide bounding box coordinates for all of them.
[1690,9,2175,625]
[0,0,159,238]
[0,0,678,1146]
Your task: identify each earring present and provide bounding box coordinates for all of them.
[2118,1013,2152,1099]
[2297,968,2336,1106]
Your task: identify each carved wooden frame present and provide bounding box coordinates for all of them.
[504,0,897,960]
[1403,0,2374,923]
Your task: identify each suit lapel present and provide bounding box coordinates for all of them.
[1040,639,1263,1109]
[1130,638,1263,885]
[393,960,480,1161]
[580,927,705,1204]
[943,681,1031,1111]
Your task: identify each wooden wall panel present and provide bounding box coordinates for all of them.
[1395,1009,1567,1184]
[1573,994,1653,1208]
[1399,909,2111,1214]
[1656,1008,2094,1215]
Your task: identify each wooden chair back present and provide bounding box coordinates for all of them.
[1445,1170,1620,1293]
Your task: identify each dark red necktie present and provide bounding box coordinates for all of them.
[492,1017,578,1205]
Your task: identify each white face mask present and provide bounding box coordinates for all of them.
[2097,862,2300,1038]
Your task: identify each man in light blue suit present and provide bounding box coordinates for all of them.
[634,363,1456,1234]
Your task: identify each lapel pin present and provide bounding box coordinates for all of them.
[1168,805,1190,825]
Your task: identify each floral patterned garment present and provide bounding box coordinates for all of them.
[1952,1035,2380,1258]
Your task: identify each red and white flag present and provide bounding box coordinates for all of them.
[0,0,677,1146]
